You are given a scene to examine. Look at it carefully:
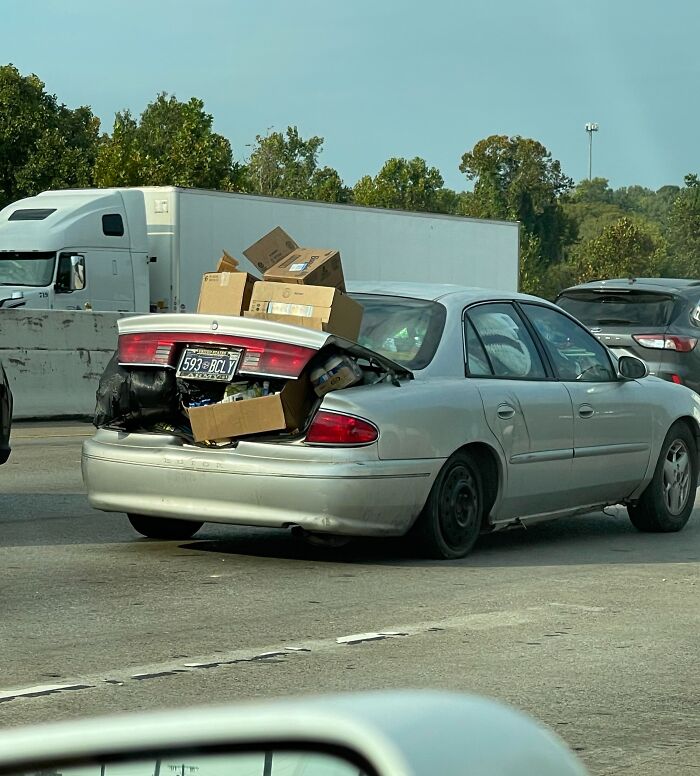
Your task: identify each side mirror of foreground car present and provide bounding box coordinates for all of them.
[0,691,588,776]
[618,354,649,380]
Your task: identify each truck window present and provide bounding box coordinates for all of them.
[102,214,124,237]
[8,208,56,221]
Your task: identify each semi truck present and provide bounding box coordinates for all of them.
[0,187,520,313]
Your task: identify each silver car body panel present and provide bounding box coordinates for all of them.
[83,284,700,537]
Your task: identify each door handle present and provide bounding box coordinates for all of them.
[578,404,595,419]
[497,404,516,420]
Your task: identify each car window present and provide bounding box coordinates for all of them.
[464,317,493,376]
[523,303,616,382]
[466,303,546,379]
[350,294,446,370]
[556,290,677,327]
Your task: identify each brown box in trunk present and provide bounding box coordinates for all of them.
[197,271,256,316]
[243,227,299,274]
[188,376,312,443]
[246,282,362,340]
[263,248,345,291]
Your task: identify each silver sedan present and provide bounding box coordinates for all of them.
[82,283,700,559]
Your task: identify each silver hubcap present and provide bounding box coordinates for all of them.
[663,439,691,515]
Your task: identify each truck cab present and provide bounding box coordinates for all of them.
[0,189,150,312]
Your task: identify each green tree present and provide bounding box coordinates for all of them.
[94,93,237,190]
[0,64,99,209]
[244,126,348,203]
[352,157,450,213]
[458,135,575,293]
[565,217,673,285]
[667,174,700,276]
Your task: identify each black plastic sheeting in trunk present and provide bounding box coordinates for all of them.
[94,353,180,430]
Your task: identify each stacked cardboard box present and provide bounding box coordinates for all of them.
[188,228,364,443]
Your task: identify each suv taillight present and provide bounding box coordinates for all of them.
[632,334,697,352]
[305,411,379,446]
[118,332,314,377]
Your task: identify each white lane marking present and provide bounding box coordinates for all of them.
[0,683,87,701]
[0,603,603,704]
[337,631,408,644]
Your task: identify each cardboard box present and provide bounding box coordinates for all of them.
[197,271,256,316]
[247,282,363,340]
[245,311,326,332]
[243,227,298,274]
[263,248,345,291]
[188,376,311,442]
[216,250,240,273]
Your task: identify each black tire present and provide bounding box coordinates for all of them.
[127,513,203,540]
[410,451,484,559]
[627,422,698,533]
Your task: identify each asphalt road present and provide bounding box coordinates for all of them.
[1,423,699,775]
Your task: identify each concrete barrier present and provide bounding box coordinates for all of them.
[0,310,125,420]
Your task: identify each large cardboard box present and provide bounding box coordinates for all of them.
[247,282,362,340]
[263,247,345,291]
[188,376,311,442]
[197,271,256,316]
[243,227,299,274]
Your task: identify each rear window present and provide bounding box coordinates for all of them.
[350,294,446,370]
[557,290,676,327]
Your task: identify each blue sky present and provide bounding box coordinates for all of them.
[2,0,698,192]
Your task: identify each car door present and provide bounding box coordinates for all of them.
[520,303,652,504]
[465,302,575,520]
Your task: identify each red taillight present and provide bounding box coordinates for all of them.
[118,332,314,378]
[305,411,379,446]
[632,334,697,353]
[118,332,177,366]
[671,374,683,384]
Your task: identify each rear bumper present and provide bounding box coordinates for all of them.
[82,430,441,537]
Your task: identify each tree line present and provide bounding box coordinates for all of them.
[1,64,698,298]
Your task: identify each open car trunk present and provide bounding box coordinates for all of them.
[95,313,412,446]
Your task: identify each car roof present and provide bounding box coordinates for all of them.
[347,281,547,305]
[560,277,700,296]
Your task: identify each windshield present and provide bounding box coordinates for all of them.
[350,294,446,370]
[0,251,56,287]
[557,290,677,327]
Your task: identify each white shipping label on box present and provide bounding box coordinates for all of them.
[289,262,309,272]
[267,302,315,317]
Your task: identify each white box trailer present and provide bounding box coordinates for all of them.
[0,187,520,313]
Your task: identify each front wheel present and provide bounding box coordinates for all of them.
[627,422,698,532]
[127,514,203,540]
[410,451,484,559]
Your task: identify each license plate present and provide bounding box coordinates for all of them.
[176,347,242,381]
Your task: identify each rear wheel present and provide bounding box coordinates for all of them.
[627,422,698,532]
[411,451,483,559]
[127,514,203,540]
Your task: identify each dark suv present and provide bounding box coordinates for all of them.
[556,278,700,393]
[0,362,12,464]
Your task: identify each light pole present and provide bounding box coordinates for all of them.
[585,122,599,180]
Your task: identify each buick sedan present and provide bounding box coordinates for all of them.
[82,283,700,559]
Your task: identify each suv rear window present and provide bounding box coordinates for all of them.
[557,290,676,327]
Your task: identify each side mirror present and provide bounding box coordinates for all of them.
[618,355,648,380]
[0,692,589,776]
[56,254,86,293]
[69,254,86,291]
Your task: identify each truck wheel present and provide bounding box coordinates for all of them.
[411,451,483,559]
[127,514,203,540]
[627,422,698,532]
